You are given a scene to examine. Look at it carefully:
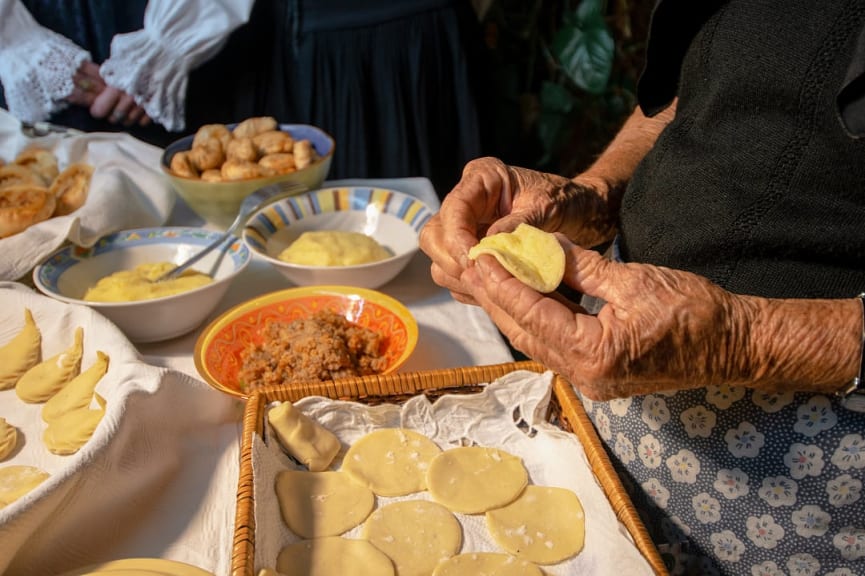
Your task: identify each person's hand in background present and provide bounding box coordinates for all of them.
[64,61,150,127]
[89,84,151,127]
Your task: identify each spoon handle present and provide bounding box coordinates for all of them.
[155,229,233,281]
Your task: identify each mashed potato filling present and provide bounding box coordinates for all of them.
[278,231,391,266]
[83,262,213,302]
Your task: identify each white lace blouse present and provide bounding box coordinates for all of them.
[0,0,255,131]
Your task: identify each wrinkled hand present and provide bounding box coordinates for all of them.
[90,85,151,127]
[420,157,611,304]
[462,240,753,400]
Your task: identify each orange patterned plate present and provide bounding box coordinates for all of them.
[193,285,418,398]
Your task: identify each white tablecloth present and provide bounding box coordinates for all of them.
[32,177,516,576]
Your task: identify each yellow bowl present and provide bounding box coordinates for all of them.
[193,286,418,398]
[161,123,334,229]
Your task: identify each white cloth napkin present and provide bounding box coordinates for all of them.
[251,371,655,575]
[0,282,238,575]
[0,108,175,281]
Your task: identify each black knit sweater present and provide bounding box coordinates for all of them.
[618,0,865,299]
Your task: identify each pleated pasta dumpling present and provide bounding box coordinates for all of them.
[0,308,41,390]
[42,350,109,423]
[16,326,83,403]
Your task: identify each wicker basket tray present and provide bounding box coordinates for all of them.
[232,360,668,576]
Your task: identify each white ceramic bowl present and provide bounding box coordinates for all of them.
[242,187,435,289]
[32,227,251,343]
[161,123,334,229]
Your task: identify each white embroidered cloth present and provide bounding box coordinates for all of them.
[0,0,254,131]
[252,372,655,575]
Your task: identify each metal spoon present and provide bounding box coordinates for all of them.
[156,181,308,282]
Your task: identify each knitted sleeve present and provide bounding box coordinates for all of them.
[0,0,91,123]
[98,0,255,132]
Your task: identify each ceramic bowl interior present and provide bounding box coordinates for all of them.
[32,227,251,343]
[161,123,334,229]
[242,186,434,289]
[193,285,418,398]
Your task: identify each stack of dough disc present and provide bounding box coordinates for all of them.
[0,148,94,239]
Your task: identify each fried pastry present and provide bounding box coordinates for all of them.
[192,123,232,151]
[188,138,225,171]
[293,139,315,169]
[226,137,258,163]
[0,165,42,190]
[221,159,263,181]
[200,169,223,182]
[259,152,296,175]
[233,116,277,139]
[0,308,41,390]
[253,130,294,155]
[50,163,93,217]
[170,150,199,179]
[0,185,56,239]
[14,147,59,185]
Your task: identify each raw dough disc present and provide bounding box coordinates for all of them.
[0,465,49,509]
[275,470,374,538]
[56,557,215,576]
[485,485,585,564]
[426,446,528,514]
[276,537,394,576]
[362,500,462,576]
[467,223,565,293]
[341,428,442,496]
[432,552,543,576]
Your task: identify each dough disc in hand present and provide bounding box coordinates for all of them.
[426,446,528,514]
[341,428,442,496]
[468,223,565,293]
[362,500,462,576]
[485,485,585,564]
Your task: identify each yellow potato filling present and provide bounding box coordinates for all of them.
[278,230,391,266]
[83,262,213,302]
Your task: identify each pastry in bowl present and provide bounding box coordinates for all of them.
[162,118,334,229]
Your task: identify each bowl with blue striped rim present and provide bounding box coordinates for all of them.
[242,186,434,289]
[32,227,251,343]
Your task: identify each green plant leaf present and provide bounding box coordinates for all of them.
[552,4,614,95]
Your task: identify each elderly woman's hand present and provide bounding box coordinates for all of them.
[463,239,757,400]
[420,157,614,304]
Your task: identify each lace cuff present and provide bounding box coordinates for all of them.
[99,0,254,133]
[0,1,91,122]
